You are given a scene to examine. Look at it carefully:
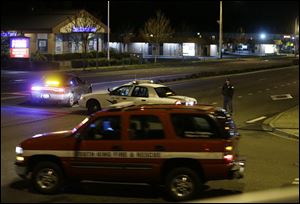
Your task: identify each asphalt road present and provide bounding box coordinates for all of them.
[1,66,299,202]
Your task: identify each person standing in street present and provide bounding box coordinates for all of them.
[222,78,234,114]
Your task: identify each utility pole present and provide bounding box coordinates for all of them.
[295,17,299,57]
[219,1,223,59]
[107,1,110,61]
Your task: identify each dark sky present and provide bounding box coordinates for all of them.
[1,0,299,34]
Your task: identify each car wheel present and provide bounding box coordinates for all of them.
[31,161,64,194]
[164,167,202,201]
[87,100,101,114]
[67,93,75,107]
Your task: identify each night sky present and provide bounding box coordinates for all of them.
[1,0,299,34]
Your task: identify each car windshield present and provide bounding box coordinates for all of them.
[155,87,176,97]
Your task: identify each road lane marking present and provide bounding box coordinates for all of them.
[258,90,263,93]
[238,96,242,98]
[292,178,299,185]
[246,116,267,124]
[270,94,293,101]
[248,93,253,95]
[265,88,270,91]
[1,96,26,100]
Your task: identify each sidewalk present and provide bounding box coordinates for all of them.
[263,105,299,139]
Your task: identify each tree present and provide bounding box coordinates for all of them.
[140,10,174,63]
[119,26,135,53]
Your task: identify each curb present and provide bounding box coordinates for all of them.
[262,108,299,140]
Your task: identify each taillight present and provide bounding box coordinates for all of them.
[224,154,234,162]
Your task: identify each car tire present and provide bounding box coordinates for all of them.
[31,161,64,194]
[87,100,101,114]
[164,167,202,201]
[67,93,75,107]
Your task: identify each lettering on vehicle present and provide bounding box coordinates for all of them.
[23,150,223,159]
[77,151,161,158]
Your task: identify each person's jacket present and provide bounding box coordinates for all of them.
[222,83,234,98]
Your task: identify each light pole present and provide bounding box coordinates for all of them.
[219,1,223,59]
[107,1,110,61]
[295,17,299,56]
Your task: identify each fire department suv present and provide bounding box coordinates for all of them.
[15,104,245,201]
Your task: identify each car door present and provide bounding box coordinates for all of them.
[70,114,127,181]
[121,112,171,183]
[108,85,132,104]
[131,86,150,105]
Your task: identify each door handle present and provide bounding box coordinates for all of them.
[112,145,122,151]
[154,145,165,151]
[141,99,146,102]
[122,98,127,100]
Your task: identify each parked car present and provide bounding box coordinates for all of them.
[30,73,92,106]
[78,80,197,114]
[15,104,244,201]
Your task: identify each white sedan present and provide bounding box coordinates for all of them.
[78,80,197,114]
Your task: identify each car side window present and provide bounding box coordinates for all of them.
[111,86,132,96]
[129,115,164,140]
[171,114,216,138]
[83,116,121,140]
[131,86,149,97]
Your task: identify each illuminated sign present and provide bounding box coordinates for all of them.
[1,31,17,37]
[72,27,96,32]
[182,43,195,56]
[10,37,30,58]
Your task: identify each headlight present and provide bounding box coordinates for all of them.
[80,95,84,100]
[16,146,23,154]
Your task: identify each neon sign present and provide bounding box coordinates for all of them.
[1,31,17,37]
[72,27,96,32]
[10,37,30,58]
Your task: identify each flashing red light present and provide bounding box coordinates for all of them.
[31,86,65,93]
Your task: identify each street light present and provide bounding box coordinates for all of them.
[107,1,110,61]
[219,1,223,59]
[260,33,266,40]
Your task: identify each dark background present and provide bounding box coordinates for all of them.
[1,0,299,34]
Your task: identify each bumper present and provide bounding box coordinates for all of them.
[229,159,245,179]
[15,163,28,179]
[78,99,86,108]
[31,92,70,104]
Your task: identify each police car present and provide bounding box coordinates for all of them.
[15,104,244,201]
[78,80,197,114]
[30,73,92,106]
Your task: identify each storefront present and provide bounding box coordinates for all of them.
[1,10,108,55]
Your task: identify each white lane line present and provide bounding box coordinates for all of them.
[274,86,278,88]
[266,88,270,91]
[246,116,267,124]
[248,93,253,95]
[292,178,299,185]
[271,94,293,101]
[1,96,26,100]
[238,96,243,98]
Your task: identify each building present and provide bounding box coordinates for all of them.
[1,10,108,55]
